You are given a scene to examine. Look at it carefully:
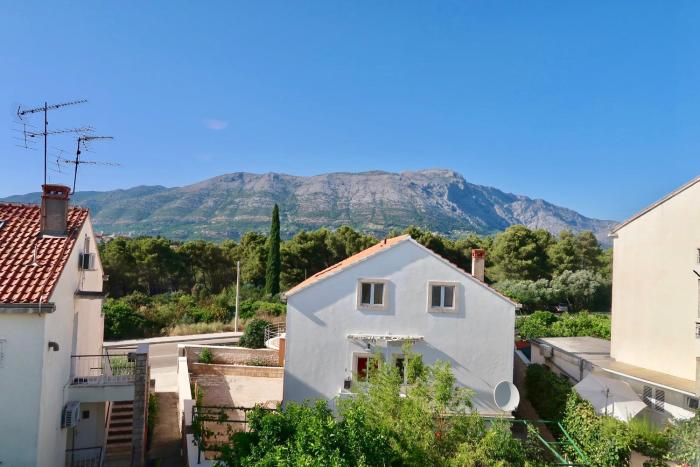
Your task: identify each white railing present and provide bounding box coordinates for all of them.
[70,352,135,386]
[264,322,286,343]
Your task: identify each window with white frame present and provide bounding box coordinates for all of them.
[428,282,457,311]
[687,396,699,410]
[357,280,387,309]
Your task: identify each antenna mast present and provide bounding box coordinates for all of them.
[68,135,115,193]
[17,99,87,185]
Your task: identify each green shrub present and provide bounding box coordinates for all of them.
[246,357,273,367]
[665,413,700,465]
[238,300,286,319]
[103,299,149,340]
[198,347,214,364]
[239,318,270,348]
[628,417,670,461]
[147,393,158,438]
[562,392,632,466]
[525,364,573,423]
[516,311,610,340]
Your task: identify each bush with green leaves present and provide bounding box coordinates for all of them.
[198,347,214,364]
[103,299,149,340]
[665,412,700,465]
[524,364,573,424]
[562,392,633,466]
[516,311,610,340]
[217,345,547,466]
[239,318,270,349]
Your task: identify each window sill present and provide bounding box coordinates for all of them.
[427,307,457,313]
[358,305,388,312]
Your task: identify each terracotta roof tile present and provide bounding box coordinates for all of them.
[0,203,88,304]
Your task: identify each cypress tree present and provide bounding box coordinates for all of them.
[264,204,281,295]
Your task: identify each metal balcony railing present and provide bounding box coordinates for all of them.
[264,322,286,343]
[70,352,135,386]
[65,446,102,467]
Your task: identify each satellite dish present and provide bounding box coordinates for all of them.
[493,381,520,412]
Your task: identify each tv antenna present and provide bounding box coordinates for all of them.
[60,135,116,193]
[16,99,87,185]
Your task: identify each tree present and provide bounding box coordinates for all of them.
[264,204,282,296]
[491,225,551,281]
[548,230,581,275]
[550,269,605,311]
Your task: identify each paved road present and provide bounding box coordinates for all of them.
[105,333,241,392]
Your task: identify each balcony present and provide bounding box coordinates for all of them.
[70,353,135,386]
[68,351,138,402]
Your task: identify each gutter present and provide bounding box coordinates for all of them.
[0,302,56,314]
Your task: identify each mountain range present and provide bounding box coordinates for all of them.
[2,169,616,245]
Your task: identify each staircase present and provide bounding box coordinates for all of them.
[103,401,133,466]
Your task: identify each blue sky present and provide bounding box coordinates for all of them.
[1,1,698,221]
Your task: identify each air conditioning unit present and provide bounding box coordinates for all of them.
[61,401,81,428]
[541,344,553,358]
[78,252,95,270]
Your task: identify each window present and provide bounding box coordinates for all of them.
[79,253,95,270]
[354,354,378,382]
[82,410,90,419]
[687,397,699,410]
[428,282,457,310]
[357,280,387,309]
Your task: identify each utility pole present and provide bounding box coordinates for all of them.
[235,261,240,332]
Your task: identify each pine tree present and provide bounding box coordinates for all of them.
[264,204,281,295]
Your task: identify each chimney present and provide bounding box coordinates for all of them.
[471,249,485,282]
[40,184,71,236]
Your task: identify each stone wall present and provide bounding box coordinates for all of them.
[185,345,279,367]
[191,362,284,378]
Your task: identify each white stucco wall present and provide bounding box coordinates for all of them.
[0,215,105,467]
[611,182,700,383]
[283,240,516,414]
[0,314,45,467]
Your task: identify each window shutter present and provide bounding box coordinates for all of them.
[654,389,665,412]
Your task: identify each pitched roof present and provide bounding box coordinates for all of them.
[0,203,89,304]
[283,235,411,297]
[283,234,519,307]
[610,175,700,235]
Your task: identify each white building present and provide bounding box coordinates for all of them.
[0,185,149,467]
[282,235,519,416]
[531,176,700,424]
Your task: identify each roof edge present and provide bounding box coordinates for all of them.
[282,235,412,298]
[0,303,56,314]
[405,238,520,308]
[610,175,700,235]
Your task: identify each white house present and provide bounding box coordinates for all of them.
[282,235,520,416]
[0,185,150,467]
[531,176,700,424]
